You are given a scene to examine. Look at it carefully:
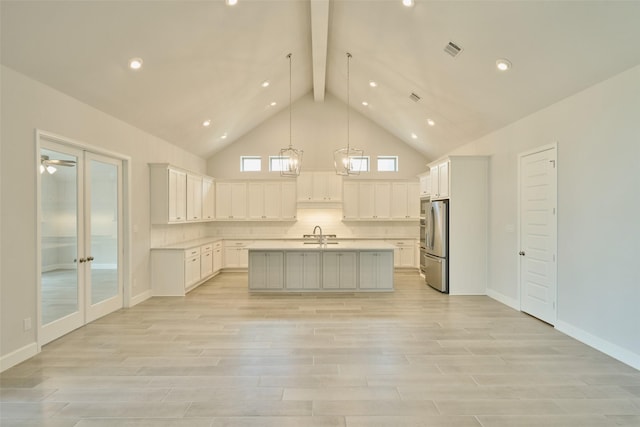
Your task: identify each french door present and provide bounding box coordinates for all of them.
[39,137,123,345]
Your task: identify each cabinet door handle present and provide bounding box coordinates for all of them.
[79,258,86,263]
[87,256,94,261]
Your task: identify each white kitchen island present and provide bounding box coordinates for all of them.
[247,241,395,292]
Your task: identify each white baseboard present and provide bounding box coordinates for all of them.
[555,320,640,371]
[486,288,519,310]
[129,290,152,307]
[0,342,39,373]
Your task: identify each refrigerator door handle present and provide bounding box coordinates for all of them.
[430,205,435,250]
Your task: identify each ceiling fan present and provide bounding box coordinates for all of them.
[40,154,76,174]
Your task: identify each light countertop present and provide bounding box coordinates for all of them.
[246,241,395,251]
[152,237,409,251]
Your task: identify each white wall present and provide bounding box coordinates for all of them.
[449,64,640,368]
[207,92,429,180]
[0,66,207,366]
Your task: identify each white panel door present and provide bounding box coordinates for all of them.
[519,145,557,325]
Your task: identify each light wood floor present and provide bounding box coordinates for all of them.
[2,271,639,426]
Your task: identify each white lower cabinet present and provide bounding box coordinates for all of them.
[184,254,201,289]
[322,252,357,289]
[387,240,416,268]
[151,240,221,296]
[359,251,394,290]
[223,240,251,268]
[212,241,223,273]
[248,252,284,290]
[200,245,214,279]
[285,252,321,290]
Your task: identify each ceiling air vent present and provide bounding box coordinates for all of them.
[444,41,463,58]
[409,92,421,102]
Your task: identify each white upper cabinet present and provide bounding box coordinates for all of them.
[430,160,450,200]
[419,172,431,198]
[221,180,297,221]
[280,181,297,220]
[297,171,342,202]
[342,181,359,219]
[150,164,215,224]
[343,180,417,221]
[216,182,247,220]
[150,164,186,224]
[358,182,390,219]
[202,177,215,221]
[390,182,420,219]
[186,174,203,222]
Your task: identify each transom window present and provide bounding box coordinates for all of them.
[377,156,398,172]
[269,156,290,172]
[349,156,369,172]
[240,156,261,172]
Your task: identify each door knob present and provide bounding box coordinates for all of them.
[519,251,525,256]
[79,258,86,263]
[87,256,95,261]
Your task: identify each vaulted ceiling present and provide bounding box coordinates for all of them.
[3,1,640,161]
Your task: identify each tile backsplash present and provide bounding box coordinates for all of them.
[151,209,418,247]
[207,208,418,240]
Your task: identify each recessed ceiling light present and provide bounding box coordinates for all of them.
[270,101,277,107]
[221,133,228,140]
[261,80,270,88]
[427,118,435,127]
[496,58,512,71]
[362,101,369,106]
[128,57,143,70]
[402,0,415,7]
[202,119,211,127]
[226,0,238,5]
[411,133,418,139]
[369,81,378,88]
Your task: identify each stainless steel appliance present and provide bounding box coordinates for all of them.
[419,197,430,219]
[419,218,426,252]
[424,199,448,293]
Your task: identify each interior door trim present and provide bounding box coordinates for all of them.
[35,129,132,350]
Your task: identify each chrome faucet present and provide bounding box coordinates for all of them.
[312,225,323,244]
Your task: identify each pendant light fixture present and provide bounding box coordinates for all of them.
[278,53,303,177]
[334,52,364,176]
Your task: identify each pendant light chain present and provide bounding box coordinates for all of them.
[278,52,303,177]
[288,53,292,149]
[346,52,351,152]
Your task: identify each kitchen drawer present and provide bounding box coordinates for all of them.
[201,243,213,252]
[185,247,201,258]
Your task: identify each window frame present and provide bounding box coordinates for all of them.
[269,156,289,172]
[377,156,398,172]
[349,156,370,172]
[240,156,262,172]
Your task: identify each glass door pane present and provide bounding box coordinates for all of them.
[40,143,84,343]
[86,153,122,321]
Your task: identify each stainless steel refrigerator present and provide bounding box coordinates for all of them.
[424,199,448,293]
